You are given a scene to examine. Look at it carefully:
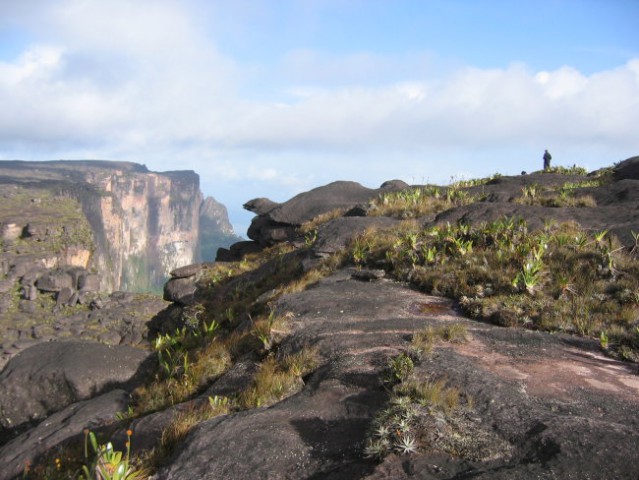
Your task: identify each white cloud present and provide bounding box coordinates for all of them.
[1,0,638,229]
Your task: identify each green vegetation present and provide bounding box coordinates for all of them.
[542,165,589,176]
[0,186,94,256]
[369,184,477,219]
[79,430,145,480]
[25,164,638,474]
[344,217,639,361]
[515,181,598,208]
[366,334,472,460]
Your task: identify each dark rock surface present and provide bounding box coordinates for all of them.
[0,389,130,480]
[613,155,639,180]
[158,270,639,480]
[3,158,639,479]
[0,291,168,369]
[313,216,401,257]
[163,276,198,306]
[0,341,152,441]
[244,180,406,248]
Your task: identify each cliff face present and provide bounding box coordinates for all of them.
[0,161,205,292]
[86,167,202,291]
[199,196,243,262]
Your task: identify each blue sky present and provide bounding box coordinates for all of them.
[1,0,638,234]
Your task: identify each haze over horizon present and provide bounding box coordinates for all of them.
[1,0,638,234]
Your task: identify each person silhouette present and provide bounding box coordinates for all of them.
[543,150,552,170]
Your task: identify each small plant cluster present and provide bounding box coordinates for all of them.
[135,318,231,412]
[346,217,639,359]
[515,181,598,208]
[239,347,320,408]
[411,323,469,356]
[542,165,589,175]
[23,430,145,480]
[129,302,319,470]
[79,429,145,480]
[370,184,476,219]
[365,342,470,461]
[449,173,502,189]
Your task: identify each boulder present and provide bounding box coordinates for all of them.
[22,285,38,301]
[244,180,407,247]
[216,241,263,262]
[56,287,75,306]
[243,197,281,215]
[0,341,153,439]
[313,216,400,257]
[78,273,100,292]
[163,277,197,306]
[8,258,47,281]
[613,155,639,180]
[35,270,73,292]
[169,263,201,279]
[19,267,46,287]
[0,258,9,277]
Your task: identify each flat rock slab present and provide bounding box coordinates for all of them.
[159,270,639,480]
[0,341,153,440]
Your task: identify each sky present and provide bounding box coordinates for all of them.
[0,0,638,234]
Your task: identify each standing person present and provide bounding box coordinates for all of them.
[543,149,552,170]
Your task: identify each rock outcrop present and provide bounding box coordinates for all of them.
[0,160,239,361]
[199,196,243,262]
[246,180,407,246]
[0,341,152,440]
[0,161,204,292]
[2,158,639,479]
[217,179,407,260]
[158,271,639,480]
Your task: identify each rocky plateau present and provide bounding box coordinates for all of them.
[1,157,639,479]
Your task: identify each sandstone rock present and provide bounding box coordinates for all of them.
[313,216,400,257]
[21,284,38,301]
[199,196,241,262]
[0,160,210,292]
[36,270,73,292]
[205,359,260,397]
[77,272,100,291]
[169,263,201,279]
[243,180,411,248]
[8,258,45,281]
[243,197,281,215]
[0,390,130,480]
[0,258,9,277]
[0,341,153,440]
[19,267,46,287]
[97,331,122,346]
[613,155,639,180]
[0,223,23,242]
[17,301,35,314]
[56,287,75,306]
[379,179,409,190]
[215,241,263,262]
[159,270,639,480]
[163,277,197,306]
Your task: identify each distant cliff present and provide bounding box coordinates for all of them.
[0,160,235,292]
[199,196,243,262]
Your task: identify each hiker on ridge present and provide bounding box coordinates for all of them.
[543,149,552,170]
